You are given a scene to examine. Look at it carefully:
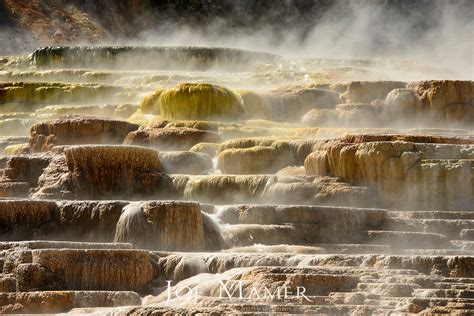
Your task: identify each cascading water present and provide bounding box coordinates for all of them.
[210,156,222,175]
[0,0,472,314]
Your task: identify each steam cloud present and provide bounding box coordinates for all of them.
[128,0,473,79]
[0,0,472,78]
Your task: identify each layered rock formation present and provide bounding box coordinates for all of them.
[305,134,474,210]
[0,40,472,314]
[64,145,161,199]
[29,117,138,152]
[114,201,205,251]
[124,126,220,151]
[31,47,278,71]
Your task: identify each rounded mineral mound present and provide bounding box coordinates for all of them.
[156,83,244,121]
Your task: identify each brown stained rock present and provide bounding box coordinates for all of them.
[0,291,71,314]
[0,200,58,241]
[237,205,283,225]
[278,206,385,235]
[29,249,155,291]
[0,291,141,313]
[218,137,281,152]
[29,116,139,152]
[114,201,205,251]
[32,154,73,199]
[1,248,33,275]
[312,176,375,207]
[124,127,221,151]
[0,200,129,242]
[305,134,474,210]
[0,182,30,198]
[1,156,50,186]
[34,150,171,200]
[15,263,48,291]
[113,104,139,119]
[447,256,474,278]
[239,90,272,119]
[56,201,128,242]
[64,145,161,199]
[379,81,474,126]
[408,80,474,110]
[342,81,406,103]
[303,81,473,126]
[0,275,16,292]
[0,155,51,197]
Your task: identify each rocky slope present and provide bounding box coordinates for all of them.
[0,36,472,316]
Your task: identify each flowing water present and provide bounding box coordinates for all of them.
[0,1,473,314]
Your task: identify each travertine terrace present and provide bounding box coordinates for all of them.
[0,1,473,315]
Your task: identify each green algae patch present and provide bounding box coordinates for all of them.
[140,88,164,114]
[4,143,29,156]
[30,46,279,71]
[158,83,244,121]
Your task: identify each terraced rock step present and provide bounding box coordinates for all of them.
[0,245,157,293]
[0,199,472,256]
[0,82,138,108]
[0,291,141,313]
[365,230,452,249]
[29,117,139,152]
[0,18,472,313]
[305,134,474,210]
[31,46,279,71]
[0,214,471,314]
[0,241,133,250]
[152,253,474,279]
[121,255,474,314]
[22,249,155,291]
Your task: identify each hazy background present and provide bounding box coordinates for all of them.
[0,0,472,77]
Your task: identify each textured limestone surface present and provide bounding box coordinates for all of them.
[0,27,472,313]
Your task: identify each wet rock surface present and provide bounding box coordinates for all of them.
[29,116,138,152]
[114,201,205,251]
[124,126,221,151]
[0,40,472,314]
[305,134,474,210]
